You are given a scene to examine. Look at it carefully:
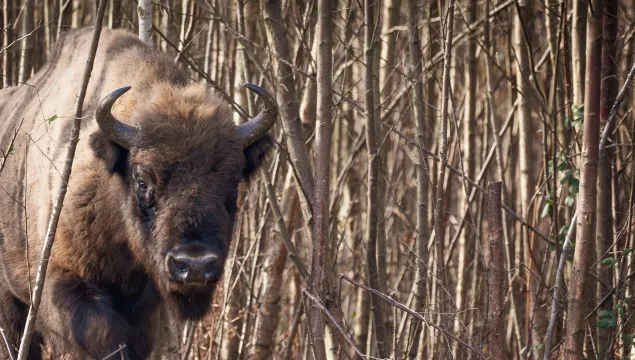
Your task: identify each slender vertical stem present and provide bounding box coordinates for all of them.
[487,182,505,359]
[563,0,604,356]
[433,1,456,355]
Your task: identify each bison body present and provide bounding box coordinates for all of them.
[0,28,275,359]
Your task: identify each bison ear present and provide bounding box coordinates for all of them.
[90,131,129,176]
[242,134,274,180]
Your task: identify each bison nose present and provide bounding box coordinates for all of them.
[166,252,221,284]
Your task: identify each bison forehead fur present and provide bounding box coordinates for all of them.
[0,28,274,359]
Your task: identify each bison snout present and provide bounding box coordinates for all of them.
[166,249,222,284]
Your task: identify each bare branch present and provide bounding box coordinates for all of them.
[339,273,484,358]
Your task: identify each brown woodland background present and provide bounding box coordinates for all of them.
[2,0,635,359]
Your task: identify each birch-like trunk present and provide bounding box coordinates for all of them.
[406,0,429,357]
[137,0,153,45]
[18,0,34,84]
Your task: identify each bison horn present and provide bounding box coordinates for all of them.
[237,83,278,147]
[95,86,138,149]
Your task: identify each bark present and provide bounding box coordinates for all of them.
[233,0,258,124]
[159,0,171,54]
[487,182,505,359]
[300,35,318,138]
[137,0,153,45]
[16,0,109,357]
[454,0,477,345]
[563,0,604,356]
[18,0,34,84]
[3,0,13,87]
[433,0,456,357]
[596,1,618,356]
[364,0,390,357]
[43,0,51,55]
[108,0,122,29]
[307,0,334,357]
[71,0,83,27]
[261,0,315,225]
[514,1,543,357]
[572,0,588,107]
[373,3,392,354]
[379,0,402,101]
[405,0,429,357]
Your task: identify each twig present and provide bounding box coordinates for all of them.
[0,118,24,176]
[339,273,485,358]
[261,167,309,279]
[386,126,555,246]
[0,327,15,360]
[283,305,304,360]
[16,1,109,358]
[101,344,127,360]
[599,61,635,153]
[302,289,367,360]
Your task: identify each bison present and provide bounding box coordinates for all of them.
[0,27,277,359]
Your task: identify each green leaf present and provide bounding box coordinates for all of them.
[599,309,615,317]
[564,116,572,129]
[533,343,545,351]
[622,334,633,346]
[561,171,573,184]
[559,225,570,235]
[569,178,580,195]
[47,115,58,124]
[625,248,632,257]
[541,203,552,219]
[572,104,584,122]
[596,317,617,328]
[565,196,575,207]
[602,257,617,268]
[617,303,626,318]
[8,143,14,155]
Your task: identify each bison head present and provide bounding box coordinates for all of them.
[90,83,277,320]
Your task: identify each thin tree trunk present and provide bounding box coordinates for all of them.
[454,0,477,348]
[364,0,390,357]
[434,0,456,357]
[71,0,83,27]
[307,0,334,357]
[572,0,588,108]
[18,0,34,84]
[159,0,171,54]
[596,1,618,356]
[514,1,543,357]
[379,0,402,100]
[406,0,429,357]
[108,0,121,28]
[137,0,153,45]
[3,0,13,87]
[563,0,604,356]
[261,0,315,226]
[487,182,505,359]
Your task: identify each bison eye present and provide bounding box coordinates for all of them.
[137,180,148,191]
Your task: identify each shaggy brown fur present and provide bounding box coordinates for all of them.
[0,28,272,359]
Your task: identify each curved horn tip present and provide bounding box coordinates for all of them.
[243,83,266,95]
[112,86,132,97]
